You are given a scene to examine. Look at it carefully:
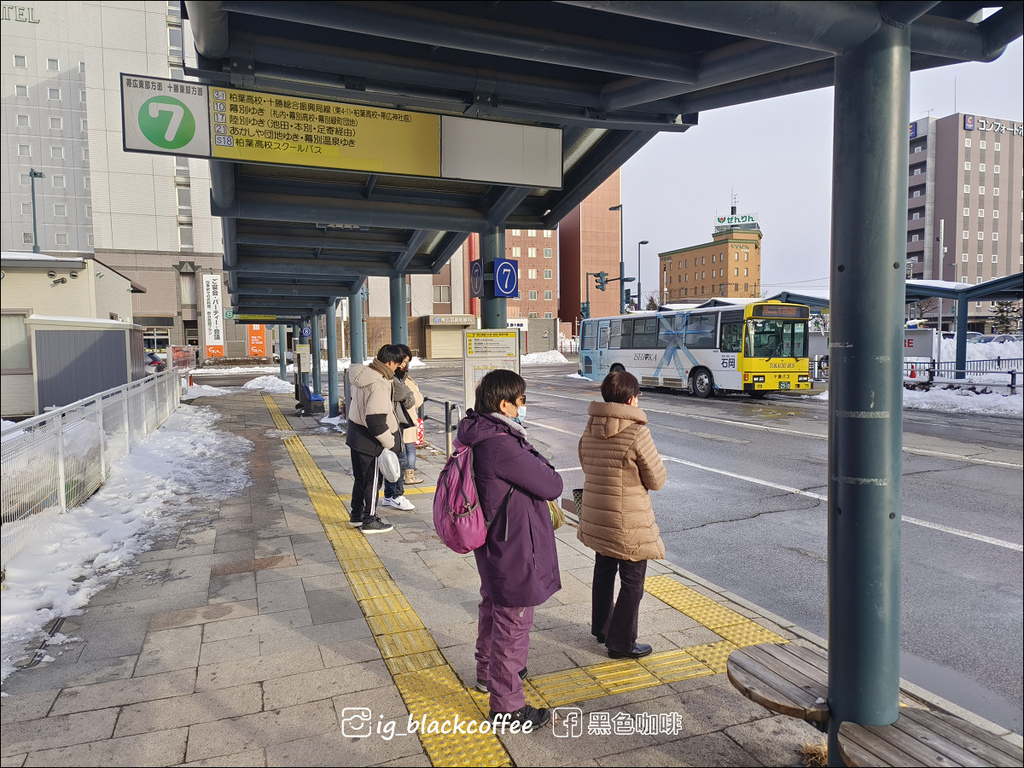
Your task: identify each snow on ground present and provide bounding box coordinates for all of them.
[242,375,294,394]
[807,387,1022,417]
[181,383,234,399]
[1,406,252,686]
[522,350,570,365]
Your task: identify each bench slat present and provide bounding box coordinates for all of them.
[890,711,992,768]
[739,646,829,705]
[747,643,828,682]
[839,721,930,767]
[728,647,829,722]
[899,709,1024,767]
[850,719,961,767]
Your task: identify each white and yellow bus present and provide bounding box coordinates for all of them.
[578,299,811,398]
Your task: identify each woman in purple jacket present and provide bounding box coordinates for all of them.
[457,370,563,730]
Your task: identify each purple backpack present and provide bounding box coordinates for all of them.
[433,437,487,553]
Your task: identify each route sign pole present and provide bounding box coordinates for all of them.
[480,223,507,329]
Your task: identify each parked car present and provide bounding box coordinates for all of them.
[970,334,1015,344]
[145,351,166,374]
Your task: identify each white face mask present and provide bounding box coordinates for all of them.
[512,405,527,424]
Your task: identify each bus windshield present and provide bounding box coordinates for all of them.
[746,319,807,358]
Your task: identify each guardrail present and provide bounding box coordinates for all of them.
[422,397,462,457]
[903,358,1021,393]
[1,370,180,574]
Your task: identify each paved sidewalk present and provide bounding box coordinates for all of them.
[0,391,1016,767]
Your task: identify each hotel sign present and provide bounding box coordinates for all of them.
[715,213,760,227]
[963,114,1023,136]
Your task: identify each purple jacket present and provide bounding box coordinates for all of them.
[457,411,563,608]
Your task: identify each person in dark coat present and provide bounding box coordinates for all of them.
[456,369,563,731]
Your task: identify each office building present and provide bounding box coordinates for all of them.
[658,213,763,304]
[906,112,1023,330]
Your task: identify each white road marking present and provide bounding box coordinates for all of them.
[661,456,1022,552]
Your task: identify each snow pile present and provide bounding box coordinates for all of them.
[566,373,594,381]
[1,406,252,685]
[521,350,570,365]
[182,383,233,399]
[807,387,1022,416]
[242,375,294,394]
[906,338,1023,363]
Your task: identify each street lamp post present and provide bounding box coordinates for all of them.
[636,240,649,309]
[29,168,44,253]
[609,204,625,314]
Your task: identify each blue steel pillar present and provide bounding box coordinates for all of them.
[292,324,301,399]
[480,223,507,329]
[954,298,968,379]
[311,311,322,394]
[348,293,365,367]
[389,274,408,345]
[827,21,908,765]
[326,300,339,417]
[277,324,287,381]
[301,319,311,389]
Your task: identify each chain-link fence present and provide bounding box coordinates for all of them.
[1,371,181,573]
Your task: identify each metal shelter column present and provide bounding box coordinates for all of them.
[827,22,908,765]
[480,223,506,329]
[277,324,287,381]
[326,300,339,417]
[955,299,969,378]
[348,293,365,367]
[292,323,301,399]
[311,311,322,394]
[389,275,408,345]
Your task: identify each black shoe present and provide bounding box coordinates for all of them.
[488,705,551,730]
[474,667,528,694]
[361,516,394,534]
[349,514,364,528]
[608,643,653,659]
[594,633,606,644]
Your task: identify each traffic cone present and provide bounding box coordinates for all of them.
[188,373,194,386]
[909,366,916,379]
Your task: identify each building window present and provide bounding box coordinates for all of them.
[17,114,29,127]
[52,174,65,188]
[962,207,970,216]
[734,267,739,276]
[79,61,86,74]
[964,161,971,170]
[48,87,60,100]
[544,291,553,300]
[80,90,86,103]
[55,233,68,246]
[50,116,62,130]
[544,248,552,258]
[88,234,94,246]
[528,269,537,279]
[961,253,969,262]
[962,230,969,240]
[21,202,32,215]
[178,224,193,250]
[80,118,87,131]
[992,232,998,241]
[993,187,999,196]
[543,230,552,238]
[83,177,90,189]
[51,146,64,159]
[432,285,451,303]
[511,246,521,259]
[82,148,89,161]
[528,247,537,258]
[993,165,1000,174]
[911,234,919,242]
[992,210,999,219]
[53,204,67,217]
[912,212,920,219]
[509,229,520,236]
[529,290,538,300]
[1,313,32,373]
[168,27,184,60]
[176,187,192,215]
[977,231,984,240]
[14,54,27,67]
[978,209,985,218]
[964,138,971,147]
[16,84,28,97]
[544,312,553,318]
[47,58,59,71]
[992,253,998,263]
[85,205,92,218]
[527,229,536,237]
[979,186,985,196]
[977,253,984,262]
[994,142,1001,151]
[744,268,749,276]
[978,163,986,172]
[18,144,30,157]
[978,140,986,149]
[963,185,970,193]
[544,269,552,279]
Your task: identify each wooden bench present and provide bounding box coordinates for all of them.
[727,644,1023,767]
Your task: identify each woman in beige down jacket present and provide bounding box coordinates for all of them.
[578,370,666,659]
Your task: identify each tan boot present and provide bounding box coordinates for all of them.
[405,468,424,485]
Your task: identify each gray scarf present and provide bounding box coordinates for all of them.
[490,411,526,436]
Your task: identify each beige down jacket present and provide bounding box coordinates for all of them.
[577,401,666,562]
[401,376,424,444]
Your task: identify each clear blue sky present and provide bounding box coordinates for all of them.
[621,38,1024,301]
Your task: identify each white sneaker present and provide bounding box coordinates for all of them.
[382,496,415,511]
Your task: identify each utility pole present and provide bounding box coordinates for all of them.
[609,204,625,314]
[29,168,44,253]
[637,239,649,309]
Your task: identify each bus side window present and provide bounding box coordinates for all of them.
[634,317,658,348]
[621,318,634,349]
[684,314,716,349]
[610,320,622,349]
[582,321,598,351]
[720,321,743,353]
[657,315,673,348]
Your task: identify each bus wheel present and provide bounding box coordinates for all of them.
[610,363,625,373]
[747,391,767,399]
[691,368,714,398]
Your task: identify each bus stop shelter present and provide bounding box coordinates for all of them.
[173,3,1022,763]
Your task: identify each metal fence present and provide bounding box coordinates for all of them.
[1,371,181,573]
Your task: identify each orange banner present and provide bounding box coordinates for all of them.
[247,324,267,357]
[205,345,224,358]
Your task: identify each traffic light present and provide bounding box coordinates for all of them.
[580,301,591,319]
[624,288,632,307]
[595,271,609,291]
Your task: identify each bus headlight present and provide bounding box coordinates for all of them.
[798,375,809,382]
[752,375,765,383]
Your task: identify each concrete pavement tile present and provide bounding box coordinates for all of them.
[547,571,593,606]
[259,619,375,656]
[305,589,364,625]
[255,536,295,560]
[299,573,351,591]
[114,683,263,737]
[209,555,298,578]
[429,620,479,650]
[76,616,150,663]
[200,608,313,644]
[534,602,590,629]
[199,634,261,666]
[0,709,118,756]
[0,656,136,696]
[499,711,658,766]
[149,600,258,632]
[49,668,196,716]
[330,679,410,722]
[617,731,763,767]
[195,647,324,692]
[21,727,188,767]
[724,715,821,767]
[264,728,424,767]
[670,671,730,695]
[214,532,257,554]
[638,607,703,636]
[178,748,266,766]
[660,625,724,649]
[291,540,338,568]
[87,590,210,621]
[135,625,203,676]
[263,659,393,710]
[0,754,27,766]
[316,634,384,667]
[374,754,432,767]
[400,587,478,627]
[208,572,257,604]
[257,579,309,615]
[0,690,58,724]
[256,560,343,583]
[185,699,339,762]
[645,678,767,741]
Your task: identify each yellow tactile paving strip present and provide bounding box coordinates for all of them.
[262,394,794,764]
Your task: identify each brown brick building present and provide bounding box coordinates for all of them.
[658,217,762,304]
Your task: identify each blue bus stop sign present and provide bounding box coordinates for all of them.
[493,258,519,298]
[301,326,312,338]
[470,260,484,298]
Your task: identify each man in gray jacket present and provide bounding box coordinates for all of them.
[345,345,404,533]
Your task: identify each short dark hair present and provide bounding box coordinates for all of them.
[601,370,640,404]
[396,344,412,362]
[475,369,526,414]
[376,344,404,365]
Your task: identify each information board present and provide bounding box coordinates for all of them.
[463,329,520,409]
[202,273,225,358]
